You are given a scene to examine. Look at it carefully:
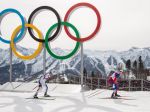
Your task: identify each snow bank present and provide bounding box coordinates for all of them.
[0,82,81,93]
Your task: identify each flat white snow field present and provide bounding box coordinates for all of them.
[0,83,150,112]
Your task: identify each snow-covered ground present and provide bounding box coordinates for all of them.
[0,83,150,112]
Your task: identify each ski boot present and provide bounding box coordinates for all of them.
[115,93,121,97]
[33,95,38,99]
[111,92,118,99]
[44,94,50,97]
[112,96,118,99]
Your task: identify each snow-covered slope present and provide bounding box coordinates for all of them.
[0,83,150,112]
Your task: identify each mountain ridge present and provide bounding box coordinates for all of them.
[1,46,150,84]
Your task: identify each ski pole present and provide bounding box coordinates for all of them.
[13,82,25,89]
[13,78,32,89]
[85,89,100,97]
[32,85,38,90]
[88,90,106,98]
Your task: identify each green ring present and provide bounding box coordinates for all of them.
[45,22,80,60]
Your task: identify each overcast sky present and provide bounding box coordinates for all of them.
[0,0,150,51]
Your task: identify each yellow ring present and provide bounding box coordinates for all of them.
[11,24,43,60]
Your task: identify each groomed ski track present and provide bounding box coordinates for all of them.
[0,82,150,112]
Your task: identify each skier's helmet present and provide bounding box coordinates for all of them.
[117,62,124,70]
[45,73,51,79]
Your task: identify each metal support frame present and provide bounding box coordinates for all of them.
[80,43,84,90]
[43,44,46,76]
[9,46,12,83]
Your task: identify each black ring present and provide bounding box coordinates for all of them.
[28,6,61,43]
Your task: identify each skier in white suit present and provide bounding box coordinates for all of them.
[34,73,51,98]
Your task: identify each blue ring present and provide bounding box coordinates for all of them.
[0,8,25,44]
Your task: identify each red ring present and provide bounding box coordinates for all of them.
[64,2,101,42]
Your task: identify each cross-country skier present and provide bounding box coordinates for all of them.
[33,73,51,99]
[108,70,123,99]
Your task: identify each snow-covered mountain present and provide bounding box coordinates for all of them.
[1,46,150,84]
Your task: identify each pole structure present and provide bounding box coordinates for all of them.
[9,45,12,83]
[43,44,46,76]
[80,43,84,90]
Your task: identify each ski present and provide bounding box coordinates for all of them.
[26,97,56,100]
[99,97,135,100]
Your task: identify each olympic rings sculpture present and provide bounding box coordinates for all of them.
[0,2,101,60]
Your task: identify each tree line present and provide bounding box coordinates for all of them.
[126,56,149,79]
